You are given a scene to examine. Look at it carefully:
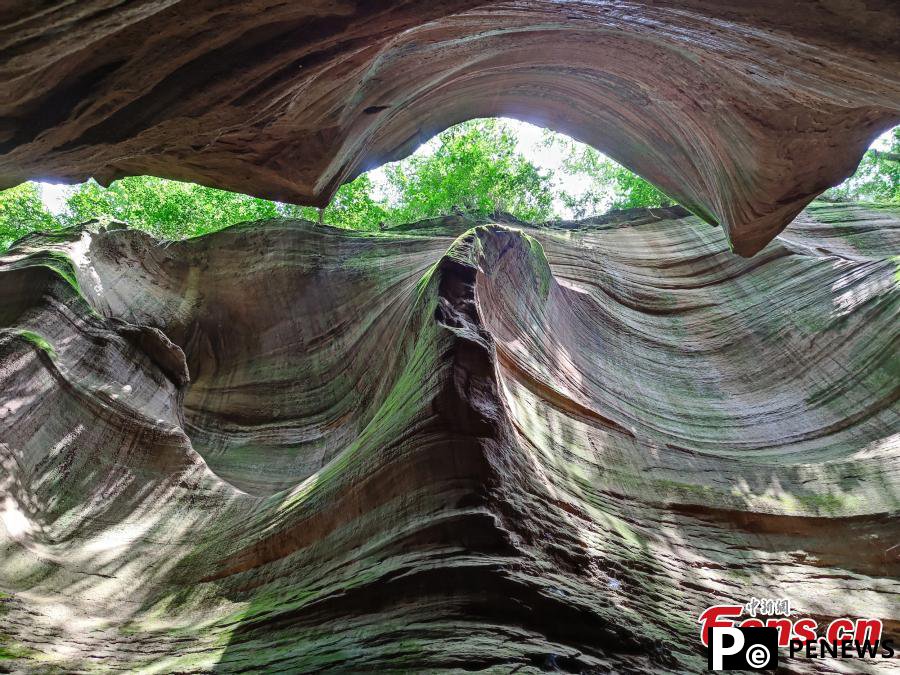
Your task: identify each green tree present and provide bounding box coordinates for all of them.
[59,173,387,237]
[318,174,388,230]
[0,183,60,250]
[7,121,894,253]
[0,120,678,250]
[544,133,672,217]
[385,119,555,223]
[824,127,900,204]
[64,176,304,239]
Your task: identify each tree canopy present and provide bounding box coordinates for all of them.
[1,120,897,251]
[0,182,61,249]
[822,126,900,204]
[384,119,555,223]
[65,176,295,238]
[542,132,673,217]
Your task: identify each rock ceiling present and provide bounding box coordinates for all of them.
[2,1,899,254]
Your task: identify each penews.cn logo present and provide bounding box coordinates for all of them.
[699,599,896,671]
[708,626,778,671]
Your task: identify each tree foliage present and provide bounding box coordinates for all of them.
[384,119,555,223]
[823,127,900,204]
[2,121,896,251]
[316,173,388,230]
[64,176,303,239]
[545,133,672,218]
[0,182,60,250]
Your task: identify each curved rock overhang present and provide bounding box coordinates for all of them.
[1,1,899,255]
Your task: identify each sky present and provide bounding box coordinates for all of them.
[36,119,897,216]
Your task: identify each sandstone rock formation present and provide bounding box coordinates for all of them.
[1,204,897,672]
[2,2,900,254]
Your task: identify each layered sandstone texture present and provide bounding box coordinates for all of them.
[0,203,898,672]
[2,1,900,254]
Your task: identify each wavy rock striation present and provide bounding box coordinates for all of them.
[0,203,898,672]
[2,2,900,254]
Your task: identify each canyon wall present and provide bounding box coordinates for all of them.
[0,204,897,672]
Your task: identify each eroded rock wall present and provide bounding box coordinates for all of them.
[0,204,897,672]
